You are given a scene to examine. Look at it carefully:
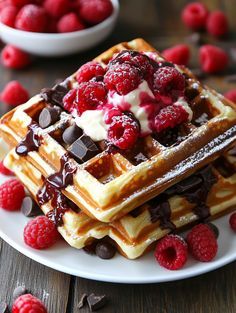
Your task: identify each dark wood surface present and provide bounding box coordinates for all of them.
[0,0,236,312]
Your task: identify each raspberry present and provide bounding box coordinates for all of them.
[153,66,185,101]
[12,294,47,313]
[44,0,71,19]
[229,212,236,232]
[76,62,105,83]
[162,44,190,66]
[155,235,188,270]
[107,114,139,149]
[186,223,218,262]
[104,106,122,124]
[0,1,11,12]
[181,2,209,30]
[206,11,229,38]
[104,63,142,95]
[63,88,77,113]
[79,0,113,25]
[0,179,25,211]
[0,5,18,27]
[1,45,31,69]
[0,161,14,176]
[224,89,236,103]
[57,13,85,33]
[10,0,31,7]
[199,45,229,74]
[154,104,189,133]
[24,216,59,249]
[1,81,29,106]
[15,4,47,32]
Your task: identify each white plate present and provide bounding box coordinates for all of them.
[0,173,235,284]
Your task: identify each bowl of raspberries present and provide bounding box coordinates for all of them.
[0,0,119,56]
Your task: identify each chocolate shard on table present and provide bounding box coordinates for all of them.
[87,293,107,312]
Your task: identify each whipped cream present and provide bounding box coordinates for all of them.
[174,97,193,121]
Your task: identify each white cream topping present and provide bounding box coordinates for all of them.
[174,97,193,121]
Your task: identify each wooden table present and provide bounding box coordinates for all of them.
[0,0,236,312]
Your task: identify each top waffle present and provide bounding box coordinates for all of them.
[0,38,236,223]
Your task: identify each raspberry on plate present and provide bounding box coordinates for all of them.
[162,44,190,66]
[0,5,18,27]
[1,45,31,69]
[79,0,113,25]
[76,61,105,83]
[12,294,47,313]
[181,2,209,30]
[15,4,48,32]
[0,161,14,176]
[57,12,85,33]
[44,0,71,19]
[199,45,229,74]
[224,89,236,103]
[0,179,25,211]
[229,212,236,232]
[24,216,59,249]
[155,234,188,270]
[1,80,29,106]
[186,223,218,262]
[206,11,229,38]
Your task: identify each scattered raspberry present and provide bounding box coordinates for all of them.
[24,216,59,249]
[76,62,105,83]
[107,114,139,149]
[199,45,229,74]
[155,235,188,270]
[10,0,31,7]
[0,179,25,211]
[181,2,209,30]
[229,212,236,232]
[57,12,85,33]
[206,11,229,38]
[79,0,113,25]
[186,223,218,262]
[12,294,47,313]
[224,89,236,103]
[44,0,71,19]
[154,104,189,133]
[0,81,29,106]
[63,88,77,113]
[15,4,48,32]
[0,5,18,27]
[104,63,142,95]
[162,44,190,66]
[1,45,31,69]
[0,161,14,176]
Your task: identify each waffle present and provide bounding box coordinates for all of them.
[0,39,236,223]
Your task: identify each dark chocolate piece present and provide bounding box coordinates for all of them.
[21,196,42,217]
[41,82,69,107]
[13,286,27,300]
[68,135,99,163]
[87,293,107,312]
[95,241,116,260]
[62,124,83,145]
[83,241,98,255]
[78,293,88,309]
[38,106,61,129]
[16,123,42,156]
[207,222,219,239]
[0,302,9,313]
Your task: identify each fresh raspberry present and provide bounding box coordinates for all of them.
[107,114,139,149]
[63,88,77,113]
[199,45,229,74]
[15,4,48,32]
[24,216,59,249]
[46,18,57,33]
[155,235,188,270]
[76,62,105,83]
[162,44,190,66]
[0,5,18,27]
[104,106,122,124]
[0,179,25,211]
[224,89,236,103]
[0,161,14,176]
[104,63,142,95]
[0,0,11,12]
[10,0,31,7]
[229,212,236,232]
[186,223,218,262]
[79,0,113,25]
[206,11,229,38]
[0,81,29,106]
[181,2,209,30]
[44,0,71,19]
[1,45,31,69]
[57,13,85,33]
[12,294,47,313]
[153,66,185,101]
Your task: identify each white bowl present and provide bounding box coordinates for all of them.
[0,0,119,57]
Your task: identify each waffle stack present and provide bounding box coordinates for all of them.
[0,39,236,259]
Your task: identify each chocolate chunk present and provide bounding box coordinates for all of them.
[41,83,69,107]
[224,74,236,83]
[0,302,9,313]
[78,293,88,309]
[87,293,107,312]
[13,286,27,300]
[21,196,42,217]
[186,32,203,46]
[175,176,203,193]
[39,106,61,129]
[206,222,219,238]
[83,240,98,255]
[62,124,83,145]
[95,241,116,259]
[68,135,99,163]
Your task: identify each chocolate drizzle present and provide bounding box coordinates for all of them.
[16,123,42,156]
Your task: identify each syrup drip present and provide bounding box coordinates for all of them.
[16,123,42,156]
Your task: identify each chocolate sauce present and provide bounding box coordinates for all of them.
[16,123,42,156]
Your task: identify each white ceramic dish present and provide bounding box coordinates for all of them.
[0,0,119,57]
[0,174,235,284]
